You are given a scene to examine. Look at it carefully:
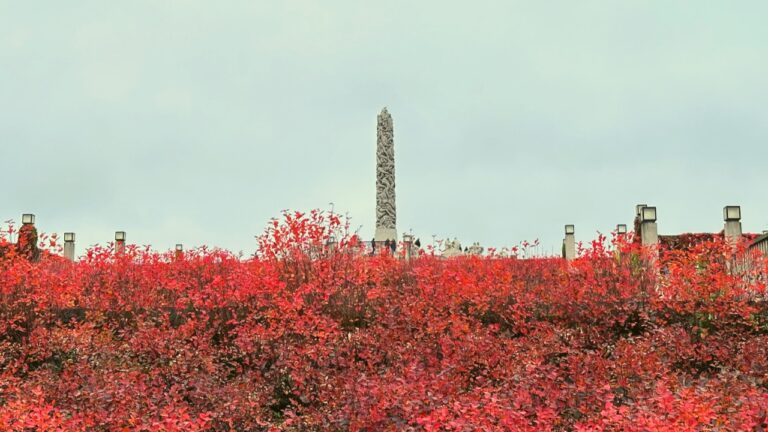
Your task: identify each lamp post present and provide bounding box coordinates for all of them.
[639,206,658,247]
[723,205,742,243]
[326,235,337,252]
[634,203,647,235]
[403,233,414,261]
[64,232,76,261]
[115,231,126,255]
[613,224,628,261]
[564,224,576,261]
[17,214,39,261]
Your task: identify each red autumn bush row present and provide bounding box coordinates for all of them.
[1,211,768,431]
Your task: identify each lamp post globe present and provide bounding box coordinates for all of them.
[723,206,741,222]
[640,206,657,223]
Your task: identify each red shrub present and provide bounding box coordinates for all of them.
[1,214,767,431]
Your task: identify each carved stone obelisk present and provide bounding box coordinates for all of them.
[375,108,397,242]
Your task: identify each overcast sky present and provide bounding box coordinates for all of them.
[2,1,768,256]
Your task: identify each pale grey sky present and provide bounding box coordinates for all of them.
[2,1,767,255]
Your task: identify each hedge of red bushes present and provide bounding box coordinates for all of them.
[1,211,768,431]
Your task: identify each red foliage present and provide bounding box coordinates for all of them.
[1,214,768,430]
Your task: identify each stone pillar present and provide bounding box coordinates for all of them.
[640,222,658,246]
[115,231,126,255]
[638,206,658,247]
[63,232,76,261]
[374,107,397,243]
[564,225,576,261]
[723,206,742,243]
